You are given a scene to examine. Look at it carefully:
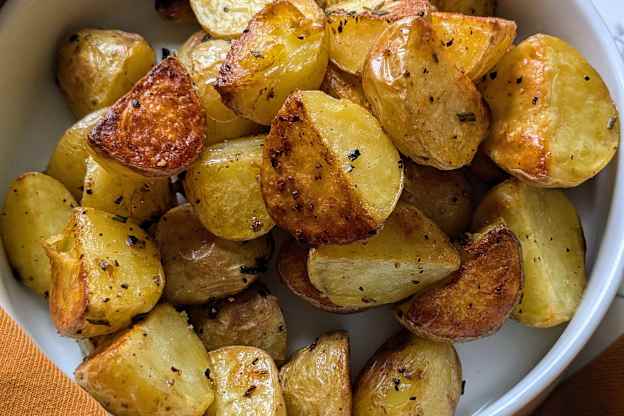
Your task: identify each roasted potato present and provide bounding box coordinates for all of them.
[88,57,206,178]
[353,331,462,416]
[473,179,587,327]
[432,12,516,81]
[207,346,286,416]
[184,135,275,241]
[320,62,370,110]
[82,157,173,224]
[57,29,155,118]
[401,159,473,237]
[156,204,273,304]
[75,304,215,416]
[430,0,496,16]
[261,90,403,245]
[188,284,287,362]
[215,1,328,125]
[155,0,196,22]
[479,34,620,187]
[280,331,351,415]
[47,108,108,200]
[44,207,164,338]
[363,16,489,170]
[396,224,523,342]
[178,32,261,144]
[307,202,460,309]
[325,0,431,75]
[1,173,77,296]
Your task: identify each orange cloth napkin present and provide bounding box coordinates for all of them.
[0,307,106,416]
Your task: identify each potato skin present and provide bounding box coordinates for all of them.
[363,16,489,170]
[1,173,78,296]
[75,304,215,416]
[480,34,620,187]
[88,57,206,178]
[57,29,155,118]
[353,331,462,416]
[430,0,496,16]
[320,63,370,110]
[261,90,403,245]
[279,331,352,416]
[473,179,587,327]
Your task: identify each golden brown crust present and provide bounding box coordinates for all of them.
[88,57,206,178]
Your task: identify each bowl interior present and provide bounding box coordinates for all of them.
[0,1,622,415]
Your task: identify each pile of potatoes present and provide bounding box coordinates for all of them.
[0,0,619,414]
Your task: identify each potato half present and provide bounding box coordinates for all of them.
[75,304,215,416]
[156,204,272,304]
[396,224,523,342]
[320,62,370,110]
[215,0,328,125]
[261,90,403,245]
[155,0,196,22]
[188,284,287,362]
[363,16,489,170]
[44,207,164,338]
[1,173,77,296]
[207,346,286,416]
[57,29,155,118]
[353,331,462,416]
[88,57,206,178]
[184,135,275,241]
[480,34,620,187]
[279,331,352,416]
[430,0,496,16]
[473,179,587,327]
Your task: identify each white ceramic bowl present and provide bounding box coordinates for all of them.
[0,1,622,414]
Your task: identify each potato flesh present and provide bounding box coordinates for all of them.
[320,63,370,110]
[190,0,274,38]
[75,304,215,416]
[430,0,496,16]
[0,173,77,296]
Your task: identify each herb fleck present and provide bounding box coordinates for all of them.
[347,149,361,161]
[244,385,257,397]
[112,215,128,223]
[457,112,476,122]
[131,99,141,109]
[127,235,146,248]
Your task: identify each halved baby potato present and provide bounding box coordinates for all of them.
[363,16,489,170]
[155,0,196,22]
[430,0,496,16]
[184,135,275,241]
[207,346,286,416]
[353,331,462,416]
[261,90,403,245]
[396,224,523,342]
[88,57,206,178]
[479,34,620,187]
[473,179,587,327]
[215,0,328,125]
[75,304,215,416]
[279,331,352,416]
[57,29,155,118]
[307,202,460,309]
[1,173,78,297]
[320,62,370,110]
[44,207,164,338]
[156,204,273,304]
[188,284,287,363]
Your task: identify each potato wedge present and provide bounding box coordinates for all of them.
[44,207,164,338]
[156,204,272,304]
[432,12,516,81]
[184,135,275,241]
[396,224,523,342]
[75,304,215,416]
[88,57,206,178]
[430,0,496,16]
[155,0,196,22]
[307,202,460,309]
[57,29,155,118]
[363,16,489,170]
[473,179,587,327]
[215,1,328,125]
[82,157,173,224]
[178,32,261,144]
[279,331,351,416]
[47,108,108,200]
[320,62,370,110]
[353,331,462,416]
[1,173,77,296]
[207,346,286,416]
[325,0,431,75]
[401,159,473,237]
[261,90,403,245]
[188,284,287,362]
[479,34,620,187]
